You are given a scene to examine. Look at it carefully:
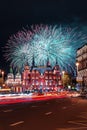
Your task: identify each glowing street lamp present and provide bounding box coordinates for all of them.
[1,70,4,79]
[76,62,81,86]
[62,71,65,75]
[76,62,79,76]
[2,71,4,77]
[62,71,65,87]
[0,70,4,86]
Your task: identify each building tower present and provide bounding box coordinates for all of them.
[6,66,14,87]
[53,58,62,88]
[22,63,31,91]
[13,67,22,93]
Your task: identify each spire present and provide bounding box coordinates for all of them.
[47,57,50,67]
[55,57,59,70]
[24,61,30,71]
[9,65,13,73]
[32,55,35,67]
[16,66,20,74]
[26,61,29,66]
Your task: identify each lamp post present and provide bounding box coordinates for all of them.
[76,62,79,77]
[76,62,83,90]
[76,62,80,84]
[2,71,4,85]
[2,71,4,77]
[62,71,65,87]
[0,70,4,87]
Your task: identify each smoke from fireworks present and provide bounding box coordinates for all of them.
[4,24,87,75]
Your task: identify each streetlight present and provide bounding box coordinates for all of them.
[62,71,65,87]
[76,62,80,83]
[2,71,4,83]
[76,62,79,76]
[62,71,65,75]
[0,70,4,87]
[76,62,83,90]
[2,71,4,77]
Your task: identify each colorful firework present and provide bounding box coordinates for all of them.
[4,24,87,75]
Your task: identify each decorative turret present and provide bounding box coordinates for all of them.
[53,57,59,70]
[31,55,35,70]
[9,65,13,73]
[6,65,14,86]
[24,62,30,71]
[32,56,35,67]
[16,66,20,74]
[46,57,51,67]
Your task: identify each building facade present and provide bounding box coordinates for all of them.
[76,44,87,87]
[5,67,22,93]
[22,63,62,92]
[5,61,63,93]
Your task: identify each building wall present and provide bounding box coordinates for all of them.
[76,44,87,87]
[5,64,62,93]
[22,65,62,91]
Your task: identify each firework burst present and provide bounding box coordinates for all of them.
[4,24,87,75]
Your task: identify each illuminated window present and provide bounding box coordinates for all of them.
[46,76,48,79]
[49,77,52,79]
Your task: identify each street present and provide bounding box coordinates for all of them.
[0,97,87,130]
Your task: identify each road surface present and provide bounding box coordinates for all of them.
[0,97,87,130]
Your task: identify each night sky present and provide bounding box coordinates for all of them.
[0,0,87,74]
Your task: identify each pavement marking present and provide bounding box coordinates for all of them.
[68,121,87,126]
[3,109,13,112]
[78,116,87,119]
[45,111,52,115]
[71,103,76,105]
[81,112,87,114]
[46,102,50,104]
[31,105,38,108]
[81,112,87,115]
[56,127,87,130]
[62,106,67,109]
[10,121,24,126]
[74,120,87,122]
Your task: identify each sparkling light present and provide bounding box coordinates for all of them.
[4,25,87,75]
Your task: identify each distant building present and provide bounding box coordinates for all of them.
[5,67,22,93]
[76,44,87,87]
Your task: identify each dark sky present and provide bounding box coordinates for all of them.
[0,0,87,73]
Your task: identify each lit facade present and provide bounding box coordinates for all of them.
[5,68,22,93]
[22,63,62,92]
[5,61,63,93]
[76,44,87,87]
